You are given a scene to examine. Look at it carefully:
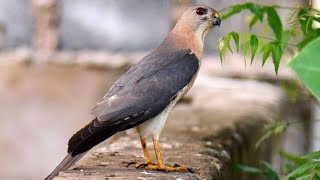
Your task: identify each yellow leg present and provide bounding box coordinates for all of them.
[153,138,164,166]
[130,137,157,168]
[144,138,190,172]
[140,138,156,165]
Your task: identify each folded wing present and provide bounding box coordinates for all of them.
[68,49,199,156]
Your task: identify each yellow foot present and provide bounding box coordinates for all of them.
[145,163,194,173]
[127,161,157,168]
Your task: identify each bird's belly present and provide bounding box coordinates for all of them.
[137,85,190,140]
[138,108,169,139]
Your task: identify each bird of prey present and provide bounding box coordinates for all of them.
[46,5,220,180]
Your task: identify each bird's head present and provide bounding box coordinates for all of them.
[173,5,221,41]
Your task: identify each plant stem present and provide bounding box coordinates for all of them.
[219,3,320,13]
[255,35,298,47]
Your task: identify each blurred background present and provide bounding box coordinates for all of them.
[0,0,318,179]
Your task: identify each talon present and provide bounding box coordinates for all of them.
[172,163,181,167]
[137,163,148,169]
[187,168,195,173]
[144,164,192,172]
[167,163,181,167]
[127,162,137,167]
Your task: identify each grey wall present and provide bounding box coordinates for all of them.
[58,0,171,51]
[0,0,307,51]
[0,0,32,48]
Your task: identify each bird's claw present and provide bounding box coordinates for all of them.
[126,161,137,168]
[136,163,148,169]
[144,164,193,173]
[167,163,181,168]
[127,161,194,173]
[126,161,157,169]
[187,167,195,173]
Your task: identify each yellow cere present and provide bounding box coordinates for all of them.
[213,13,219,18]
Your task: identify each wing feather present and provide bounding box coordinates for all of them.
[68,49,199,156]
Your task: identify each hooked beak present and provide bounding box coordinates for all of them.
[213,17,221,27]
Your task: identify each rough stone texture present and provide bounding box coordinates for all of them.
[31,0,58,51]
[58,0,171,51]
[53,74,287,180]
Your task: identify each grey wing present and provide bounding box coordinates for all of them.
[92,49,197,119]
[67,49,199,156]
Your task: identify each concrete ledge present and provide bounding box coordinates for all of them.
[1,51,311,179]
[54,75,287,180]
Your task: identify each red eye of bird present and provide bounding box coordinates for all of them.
[196,8,207,15]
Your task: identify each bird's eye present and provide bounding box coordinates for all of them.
[196,8,207,15]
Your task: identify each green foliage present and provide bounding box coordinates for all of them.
[232,151,320,180]
[220,2,320,180]
[289,37,320,100]
[265,7,283,41]
[230,161,279,180]
[218,3,320,74]
[229,163,262,175]
[255,121,288,148]
[296,9,320,49]
[250,34,259,64]
[218,31,240,62]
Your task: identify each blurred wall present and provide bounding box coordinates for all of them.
[0,0,32,48]
[0,0,307,51]
[58,0,171,51]
[0,0,308,179]
[0,61,126,179]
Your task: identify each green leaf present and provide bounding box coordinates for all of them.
[297,29,320,50]
[224,36,233,53]
[296,173,317,180]
[298,9,314,36]
[221,3,265,21]
[230,31,240,52]
[256,131,273,148]
[289,37,320,100]
[279,150,308,165]
[243,40,251,66]
[250,35,259,64]
[284,161,300,174]
[271,42,283,74]
[229,162,262,175]
[221,4,247,20]
[218,37,227,63]
[256,121,288,148]
[261,161,279,180]
[246,3,264,21]
[286,162,320,178]
[262,43,273,66]
[302,151,320,160]
[249,15,259,29]
[265,7,283,41]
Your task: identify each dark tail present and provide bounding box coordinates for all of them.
[45,152,86,180]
